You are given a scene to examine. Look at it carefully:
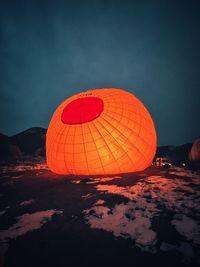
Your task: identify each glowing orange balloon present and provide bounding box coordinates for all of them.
[46,88,157,175]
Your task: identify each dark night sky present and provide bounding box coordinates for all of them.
[0,0,200,145]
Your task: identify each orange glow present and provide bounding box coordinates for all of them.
[46,88,157,175]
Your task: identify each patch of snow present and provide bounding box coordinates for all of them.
[171,215,200,244]
[12,175,24,179]
[96,175,200,215]
[83,202,157,253]
[0,206,10,217]
[83,173,200,256]
[170,168,200,179]
[71,215,78,219]
[71,180,81,184]
[0,210,63,242]
[19,199,35,206]
[95,176,121,182]
[0,210,6,216]
[0,163,48,173]
[81,193,95,199]
[95,199,105,205]
[84,180,99,184]
[71,176,121,185]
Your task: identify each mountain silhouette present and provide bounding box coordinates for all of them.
[0,127,194,165]
[0,127,46,162]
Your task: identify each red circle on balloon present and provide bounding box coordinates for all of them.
[61,97,104,124]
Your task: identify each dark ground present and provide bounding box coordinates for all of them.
[0,163,200,267]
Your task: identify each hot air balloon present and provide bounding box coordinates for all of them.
[46,88,157,175]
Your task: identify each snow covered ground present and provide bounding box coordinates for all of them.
[0,165,199,267]
[0,210,63,242]
[0,209,63,265]
[83,168,200,260]
[0,162,48,173]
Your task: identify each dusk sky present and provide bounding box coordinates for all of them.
[0,0,200,146]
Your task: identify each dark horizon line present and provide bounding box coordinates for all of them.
[0,126,195,147]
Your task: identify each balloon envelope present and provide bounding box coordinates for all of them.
[46,88,157,175]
